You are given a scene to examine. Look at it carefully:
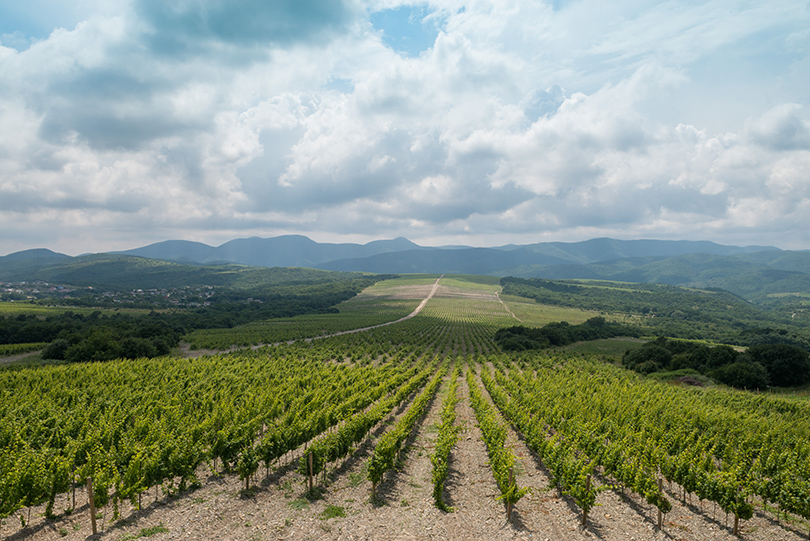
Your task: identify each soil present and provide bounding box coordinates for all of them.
[3,368,807,541]
[4,279,806,540]
[178,277,445,359]
[0,351,42,366]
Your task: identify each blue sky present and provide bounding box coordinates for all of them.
[371,5,444,57]
[1,0,809,255]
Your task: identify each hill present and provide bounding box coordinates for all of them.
[110,235,777,269]
[2,275,809,541]
[4,236,810,305]
[113,235,423,267]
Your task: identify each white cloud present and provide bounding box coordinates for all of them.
[0,0,809,254]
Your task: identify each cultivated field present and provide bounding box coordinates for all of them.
[1,275,809,540]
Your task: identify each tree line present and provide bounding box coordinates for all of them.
[494,317,640,351]
[622,337,810,389]
[1,277,384,362]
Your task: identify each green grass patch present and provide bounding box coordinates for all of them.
[500,296,607,327]
[0,342,47,357]
[0,303,155,317]
[119,523,169,540]
[646,369,715,386]
[319,505,346,520]
[440,274,502,289]
[561,338,646,358]
[367,275,441,288]
[288,498,309,510]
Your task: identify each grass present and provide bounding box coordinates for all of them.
[347,472,364,488]
[647,369,715,386]
[561,338,646,358]
[279,480,294,498]
[288,498,309,510]
[373,274,441,286]
[499,296,606,327]
[764,382,810,398]
[0,342,48,357]
[0,302,155,317]
[119,523,169,540]
[439,274,502,290]
[320,505,346,519]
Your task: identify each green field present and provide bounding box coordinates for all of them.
[2,274,810,541]
[559,337,646,357]
[499,294,606,327]
[0,303,156,316]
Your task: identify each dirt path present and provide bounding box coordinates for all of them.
[302,274,444,340]
[496,291,522,322]
[436,367,521,539]
[0,350,41,366]
[179,275,445,359]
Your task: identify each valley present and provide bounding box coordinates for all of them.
[2,274,810,540]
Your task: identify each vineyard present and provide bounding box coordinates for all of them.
[2,275,810,540]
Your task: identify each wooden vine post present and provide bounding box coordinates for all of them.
[581,475,591,527]
[732,491,741,536]
[307,451,314,493]
[86,477,97,536]
[657,478,663,531]
[506,468,515,520]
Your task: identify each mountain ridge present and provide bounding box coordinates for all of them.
[3,236,806,303]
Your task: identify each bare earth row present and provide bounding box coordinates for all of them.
[2,366,806,541]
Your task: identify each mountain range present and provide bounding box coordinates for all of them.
[2,236,809,301]
[111,235,779,270]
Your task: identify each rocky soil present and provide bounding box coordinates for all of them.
[2,370,807,541]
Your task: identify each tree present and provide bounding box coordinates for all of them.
[710,361,769,390]
[41,339,70,360]
[748,344,810,387]
[622,345,672,372]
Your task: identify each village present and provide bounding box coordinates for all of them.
[1,281,216,309]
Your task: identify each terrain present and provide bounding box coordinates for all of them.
[2,275,810,541]
[5,236,810,305]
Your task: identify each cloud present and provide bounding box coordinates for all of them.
[136,0,356,54]
[746,103,810,151]
[1,0,810,255]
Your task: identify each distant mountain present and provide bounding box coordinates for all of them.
[517,237,775,263]
[0,252,368,291]
[4,235,807,302]
[115,235,779,270]
[115,235,424,267]
[505,253,810,300]
[0,249,70,281]
[316,238,781,275]
[113,240,221,264]
[1,248,68,262]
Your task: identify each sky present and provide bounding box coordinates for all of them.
[1,0,809,256]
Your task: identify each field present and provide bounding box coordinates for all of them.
[0,304,157,317]
[2,275,810,541]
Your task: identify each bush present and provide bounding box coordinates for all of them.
[622,345,672,372]
[41,339,70,360]
[120,337,158,359]
[748,344,810,387]
[710,361,769,390]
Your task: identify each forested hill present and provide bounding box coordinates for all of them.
[4,236,810,304]
[0,253,373,291]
